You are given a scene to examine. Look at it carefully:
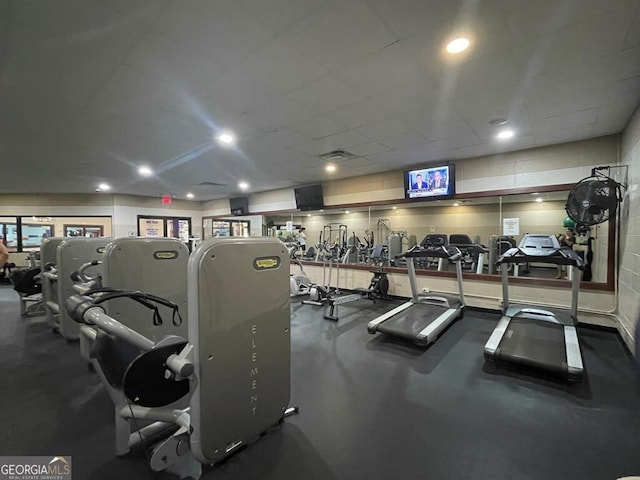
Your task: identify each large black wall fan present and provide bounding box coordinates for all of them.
[565,166,625,228]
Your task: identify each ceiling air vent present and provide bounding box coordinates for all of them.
[197,181,227,188]
[319,150,356,162]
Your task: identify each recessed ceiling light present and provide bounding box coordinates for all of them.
[345,210,350,214]
[216,131,236,146]
[138,166,153,176]
[319,209,324,212]
[446,37,470,54]
[325,163,337,173]
[532,192,539,195]
[98,183,111,191]
[392,206,397,210]
[238,181,249,190]
[307,214,311,217]
[186,193,195,199]
[496,129,515,140]
[453,202,459,207]
[535,197,543,203]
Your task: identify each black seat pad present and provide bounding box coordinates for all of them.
[92,330,142,388]
[123,342,190,407]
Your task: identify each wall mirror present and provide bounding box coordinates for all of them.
[264,185,614,291]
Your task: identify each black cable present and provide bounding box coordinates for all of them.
[87,289,183,327]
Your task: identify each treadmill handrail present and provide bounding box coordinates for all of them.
[396,245,462,261]
[497,247,585,268]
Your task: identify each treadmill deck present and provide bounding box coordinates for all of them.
[374,302,462,346]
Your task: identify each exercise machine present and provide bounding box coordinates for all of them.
[40,237,66,332]
[10,264,43,317]
[302,242,340,306]
[448,234,488,274]
[324,267,389,321]
[484,233,586,381]
[67,237,298,478]
[77,237,189,363]
[56,237,112,340]
[368,234,465,346]
[290,257,312,297]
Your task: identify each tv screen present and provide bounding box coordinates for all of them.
[294,184,324,211]
[229,196,249,215]
[404,164,455,200]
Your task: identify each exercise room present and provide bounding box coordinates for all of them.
[1,1,639,479]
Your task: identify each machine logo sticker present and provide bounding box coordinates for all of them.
[153,250,178,260]
[253,256,281,270]
[0,456,72,479]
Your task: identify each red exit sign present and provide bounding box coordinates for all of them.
[161,195,172,205]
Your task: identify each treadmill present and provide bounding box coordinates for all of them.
[367,234,465,346]
[484,233,586,382]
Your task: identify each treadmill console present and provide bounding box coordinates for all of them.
[499,233,584,267]
[420,234,448,248]
[518,234,560,256]
[400,234,460,260]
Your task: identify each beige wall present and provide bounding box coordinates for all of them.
[322,135,618,206]
[0,193,202,264]
[618,104,640,354]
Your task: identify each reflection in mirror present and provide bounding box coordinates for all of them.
[272,189,610,286]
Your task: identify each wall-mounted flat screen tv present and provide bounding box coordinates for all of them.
[230,196,249,215]
[404,163,455,200]
[294,184,324,211]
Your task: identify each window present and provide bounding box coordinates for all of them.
[0,216,111,252]
[21,223,54,249]
[137,216,192,243]
[64,225,104,237]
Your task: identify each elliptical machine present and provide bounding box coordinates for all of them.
[289,257,312,297]
[302,242,339,306]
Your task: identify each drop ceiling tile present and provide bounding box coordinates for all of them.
[293,114,350,139]
[372,75,451,115]
[279,0,397,70]
[190,68,278,117]
[622,3,640,49]
[400,108,474,140]
[535,124,596,145]
[378,130,429,150]
[425,133,484,153]
[349,141,391,156]
[152,0,275,66]
[292,139,333,156]
[316,129,370,149]
[335,40,426,96]
[530,108,599,131]
[246,97,317,128]
[285,74,368,117]
[235,0,325,33]
[122,33,224,91]
[319,99,389,130]
[249,128,312,150]
[354,117,413,140]
[504,0,631,44]
[365,0,454,39]
[236,37,329,97]
[511,7,632,76]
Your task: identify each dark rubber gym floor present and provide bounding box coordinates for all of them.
[1,285,639,480]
